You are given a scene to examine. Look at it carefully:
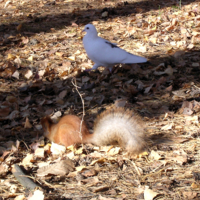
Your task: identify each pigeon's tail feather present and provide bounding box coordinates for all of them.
[123,54,147,64]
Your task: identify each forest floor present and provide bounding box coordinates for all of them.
[0,0,200,199]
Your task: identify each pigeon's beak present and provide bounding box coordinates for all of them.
[82,29,86,33]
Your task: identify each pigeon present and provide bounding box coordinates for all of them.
[82,24,147,72]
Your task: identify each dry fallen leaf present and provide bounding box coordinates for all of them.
[82,169,97,177]
[0,163,9,176]
[59,90,68,99]
[14,194,25,200]
[50,142,66,155]
[114,99,127,107]
[12,70,20,79]
[144,186,159,200]
[35,148,44,158]
[149,150,163,160]
[24,117,32,128]
[161,123,173,130]
[98,195,116,200]
[107,147,121,156]
[37,159,74,177]
[27,190,44,200]
[25,70,33,79]
[22,153,34,166]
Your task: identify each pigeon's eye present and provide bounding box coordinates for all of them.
[86,27,89,29]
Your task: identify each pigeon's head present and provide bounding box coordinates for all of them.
[83,24,98,37]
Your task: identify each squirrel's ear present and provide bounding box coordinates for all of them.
[41,116,53,133]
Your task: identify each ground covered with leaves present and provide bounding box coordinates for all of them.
[0,0,200,199]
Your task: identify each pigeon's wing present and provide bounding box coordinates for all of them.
[104,41,118,48]
[89,38,147,66]
[121,52,147,64]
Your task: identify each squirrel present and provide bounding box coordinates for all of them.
[41,107,147,154]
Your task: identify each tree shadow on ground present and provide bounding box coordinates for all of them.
[0,0,199,143]
[0,0,198,38]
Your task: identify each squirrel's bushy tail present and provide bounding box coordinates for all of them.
[88,108,147,154]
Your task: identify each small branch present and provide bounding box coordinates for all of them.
[12,164,40,191]
[131,161,141,176]
[71,78,85,141]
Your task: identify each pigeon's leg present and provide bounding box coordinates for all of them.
[108,66,113,73]
[91,63,101,70]
[85,63,101,72]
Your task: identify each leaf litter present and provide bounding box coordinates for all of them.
[0,0,200,199]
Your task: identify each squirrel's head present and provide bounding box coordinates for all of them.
[41,116,53,137]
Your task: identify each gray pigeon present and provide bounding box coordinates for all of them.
[83,24,147,72]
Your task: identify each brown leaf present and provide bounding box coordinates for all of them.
[114,99,127,107]
[91,185,110,193]
[35,148,44,158]
[21,36,29,44]
[6,110,19,120]
[14,194,25,200]
[56,52,64,57]
[191,182,200,189]
[0,107,10,117]
[0,151,10,161]
[170,150,188,165]
[29,142,40,151]
[12,70,20,79]
[82,169,97,177]
[37,159,74,177]
[0,163,9,176]
[50,142,67,155]
[22,153,34,166]
[149,150,163,160]
[7,54,16,60]
[182,108,193,115]
[24,117,32,128]
[59,90,68,99]
[161,123,173,130]
[27,190,44,200]
[144,186,159,200]
[16,23,23,32]
[24,70,33,79]
[82,76,90,83]
[183,191,198,199]
[98,195,115,200]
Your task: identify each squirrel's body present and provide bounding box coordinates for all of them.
[41,115,91,147]
[41,108,146,154]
